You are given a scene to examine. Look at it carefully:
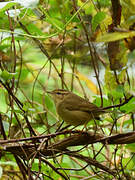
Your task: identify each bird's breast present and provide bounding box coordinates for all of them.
[57,102,93,126]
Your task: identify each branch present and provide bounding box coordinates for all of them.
[66,151,116,176]
[3,131,135,158]
[103,95,134,110]
[3,130,135,177]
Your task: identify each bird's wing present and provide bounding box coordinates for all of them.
[64,94,103,113]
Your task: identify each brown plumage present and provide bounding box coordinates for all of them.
[48,89,106,126]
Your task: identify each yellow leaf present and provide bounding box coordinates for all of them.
[75,70,100,95]
[96,31,135,42]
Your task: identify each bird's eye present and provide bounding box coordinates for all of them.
[56,92,61,95]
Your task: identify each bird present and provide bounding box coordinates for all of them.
[47,89,107,126]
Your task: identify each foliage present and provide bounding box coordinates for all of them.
[0,0,135,179]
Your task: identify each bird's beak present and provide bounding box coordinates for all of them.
[46,91,53,94]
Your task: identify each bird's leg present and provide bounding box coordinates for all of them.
[92,113,99,135]
[55,120,64,132]
[81,122,88,132]
[55,120,71,132]
[57,124,71,132]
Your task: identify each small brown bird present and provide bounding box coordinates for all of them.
[48,89,106,126]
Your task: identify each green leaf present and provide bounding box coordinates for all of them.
[23,102,33,112]
[107,84,125,100]
[0,2,17,12]
[93,97,111,107]
[98,0,111,7]
[126,143,135,153]
[27,23,45,36]
[16,67,30,82]
[127,15,135,24]
[120,97,135,113]
[92,12,106,31]
[0,89,7,113]
[96,31,135,42]
[45,95,56,112]
[46,17,64,30]
[0,161,17,166]
[2,121,9,132]
[11,109,24,114]
[0,70,17,81]
[122,156,135,170]
[113,85,125,98]
[0,166,2,178]
[0,44,10,51]
[77,0,95,15]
